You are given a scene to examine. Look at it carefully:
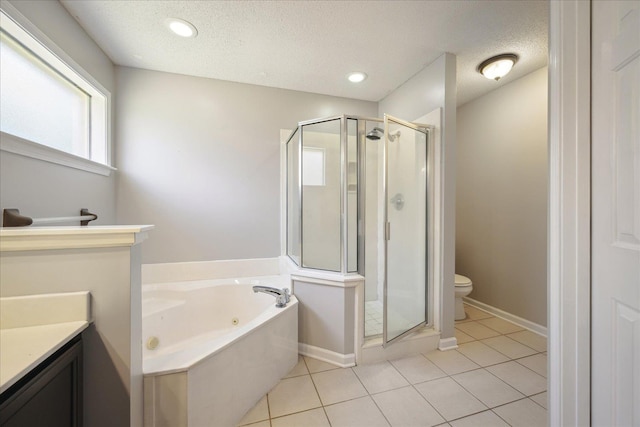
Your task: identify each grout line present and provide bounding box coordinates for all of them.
[528,392,548,410]
[490,407,515,426]
[350,363,395,426]
[266,390,272,426]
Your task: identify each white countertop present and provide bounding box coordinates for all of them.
[0,291,92,394]
[0,321,89,394]
[0,225,154,252]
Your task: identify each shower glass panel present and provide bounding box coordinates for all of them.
[285,114,430,347]
[383,115,428,346]
[286,128,300,265]
[301,119,341,271]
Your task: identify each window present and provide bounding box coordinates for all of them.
[0,7,112,175]
[302,147,325,186]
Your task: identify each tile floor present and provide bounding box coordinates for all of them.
[237,304,547,427]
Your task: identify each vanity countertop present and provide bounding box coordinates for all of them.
[0,291,91,394]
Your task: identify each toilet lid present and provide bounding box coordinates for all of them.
[455,274,472,286]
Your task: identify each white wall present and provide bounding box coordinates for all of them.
[378,53,458,341]
[0,0,116,224]
[115,67,377,264]
[456,66,548,326]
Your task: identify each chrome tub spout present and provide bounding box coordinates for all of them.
[252,286,291,308]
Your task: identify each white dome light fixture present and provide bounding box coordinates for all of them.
[347,72,368,83]
[166,18,198,38]
[477,54,518,81]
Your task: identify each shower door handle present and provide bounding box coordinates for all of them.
[385,222,391,240]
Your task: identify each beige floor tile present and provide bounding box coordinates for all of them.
[237,395,269,426]
[530,391,548,409]
[311,368,368,406]
[424,350,480,375]
[271,408,330,427]
[481,335,538,359]
[486,361,547,396]
[456,341,510,367]
[415,377,487,421]
[455,322,501,340]
[304,356,341,373]
[352,360,409,394]
[267,375,321,418]
[455,329,476,344]
[493,398,548,427]
[324,396,390,427]
[241,421,270,427]
[463,305,494,321]
[283,354,309,378]
[451,369,524,408]
[478,317,524,334]
[507,330,547,352]
[390,354,447,384]
[372,386,445,427]
[449,410,510,427]
[516,353,548,377]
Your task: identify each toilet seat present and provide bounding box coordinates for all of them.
[455,274,472,287]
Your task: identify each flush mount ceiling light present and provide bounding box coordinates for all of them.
[347,72,367,83]
[166,18,198,38]
[477,54,518,81]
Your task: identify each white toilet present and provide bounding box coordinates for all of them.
[454,274,473,320]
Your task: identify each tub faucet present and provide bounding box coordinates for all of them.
[252,286,291,308]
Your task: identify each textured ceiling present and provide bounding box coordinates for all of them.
[60,0,548,105]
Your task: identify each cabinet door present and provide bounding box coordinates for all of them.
[0,340,82,427]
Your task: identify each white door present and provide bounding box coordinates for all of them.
[591,1,640,425]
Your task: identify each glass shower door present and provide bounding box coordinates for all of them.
[383,115,429,346]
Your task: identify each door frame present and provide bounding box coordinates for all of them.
[548,0,591,425]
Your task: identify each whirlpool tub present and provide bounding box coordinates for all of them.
[142,275,298,427]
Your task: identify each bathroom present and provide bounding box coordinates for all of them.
[0,1,550,426]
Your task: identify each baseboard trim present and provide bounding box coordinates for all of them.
[438,337,459,351]
[463,297,548,337]
[298,343,356,368]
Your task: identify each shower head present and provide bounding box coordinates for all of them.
[365,127,401,142]
[388,129,401,142]
[365,127,384,140]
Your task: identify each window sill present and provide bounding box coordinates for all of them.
[0,132,116,176]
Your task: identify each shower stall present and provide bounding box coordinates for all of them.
[285,114,432,349]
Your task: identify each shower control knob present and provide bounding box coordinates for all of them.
[390,193,404,210]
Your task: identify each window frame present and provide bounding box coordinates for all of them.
[0,3,114,176]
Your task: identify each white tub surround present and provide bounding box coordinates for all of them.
[142,277,298,427]
[0,291,91,393]
[142,257,281,284]
[0,225,153,427]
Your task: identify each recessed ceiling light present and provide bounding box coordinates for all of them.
[166,18,198,38]
[347,72,367,83]
[477,54,518,81]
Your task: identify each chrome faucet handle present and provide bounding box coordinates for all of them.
[275,288,290,308]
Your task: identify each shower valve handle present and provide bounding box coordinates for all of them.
[390,193,404,210]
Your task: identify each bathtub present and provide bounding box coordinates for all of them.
[142,275,298,427]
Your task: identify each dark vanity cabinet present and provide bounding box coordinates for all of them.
[0,337,82,427]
